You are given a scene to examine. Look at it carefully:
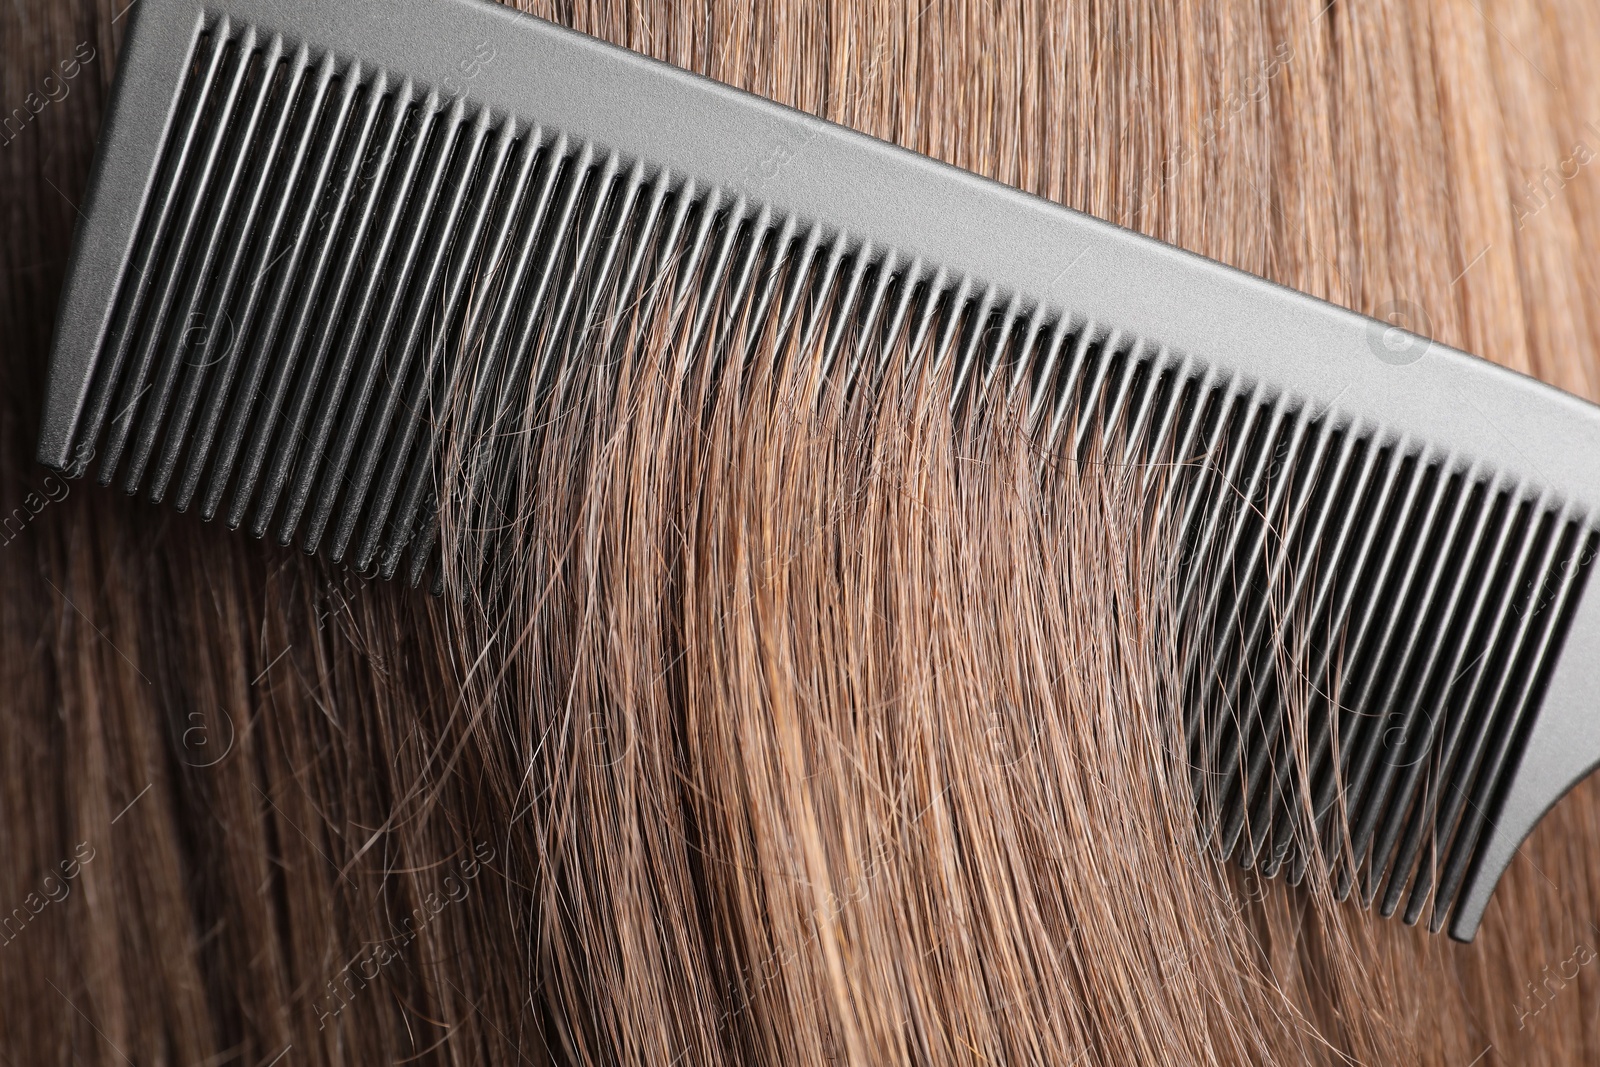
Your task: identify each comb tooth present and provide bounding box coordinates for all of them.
[1272,845,1302,883]
[924,274,972,386]
[1097,338,1149,450]
[324,99,485,562]
[1070,330,1126,461]
[739,217,804,371]
[746,231,792,362]
[966,294,1004,412]
[1043,324,1103,449]
[384,152,641,578]
[1147,369,1215,518]
[668,187,723,315]
[1022,316,1074,431]
[1134,359,1194,501]
[679,199,750,390]
[793,233,848,365]
[1255,438,1389,870]
[223,61,373,530]
[840,249,898,394]
[171,44,319,513]
[1296,449,1428,893]
[902,268,947,373]
[151,35,290,503]
[1001,303,1042,412]
[244,70,398,539]
[1324,458,1446,897]
[1402,498,1547,922]
[277,81,432,547]
[871,258,923,383]
[1230,425,1362,866]
[1185,398,1288,848]
[741,217,797,355]
[1003,308,1049,406]
[1429,513,1580,930]
[379,452,428,580]
[774,223,826,347]
[968,294,1023,415]
[198,52,345,520]
[972,299,1024,419]
[73,27,235,480]
[406,487,441,589]
[458,133,582,482]
[1346,470,1485,903]
[550,160,652,403]
[710,206,775,375]
[1165,393,1234,555]
[131,28,268,499]
[729,220,782,371]
[1378,488,1519,916]
[104,23,248,487]
[947,286,998,413]
[704,213,769,380]
[351,110,517,571]
[1117,354,1172,476]
[816,242,873,390]
[1209,416,1330,858]
[297,98,458,552]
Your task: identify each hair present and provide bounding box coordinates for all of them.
[4,0,1600,1064]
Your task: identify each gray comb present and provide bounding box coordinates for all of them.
[38,0,1600,940]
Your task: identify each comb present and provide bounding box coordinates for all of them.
[38,0,1600,941]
